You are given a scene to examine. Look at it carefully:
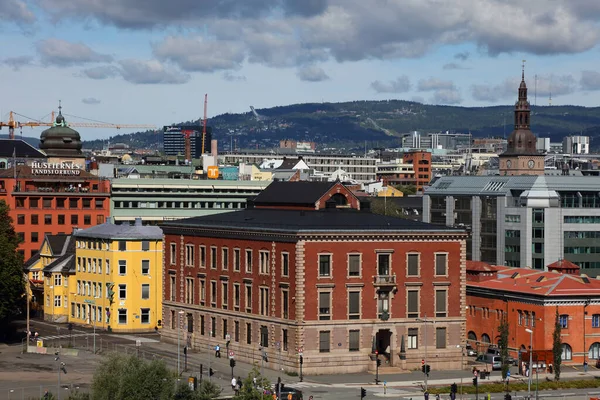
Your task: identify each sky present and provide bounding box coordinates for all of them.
[2,0,600,140]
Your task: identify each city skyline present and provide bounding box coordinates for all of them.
[2,0,600,140]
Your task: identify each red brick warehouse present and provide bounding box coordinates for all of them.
[160,181,468,375]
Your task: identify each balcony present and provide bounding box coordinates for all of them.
[373,274,397,287]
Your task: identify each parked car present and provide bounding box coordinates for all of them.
[466,344,477,356]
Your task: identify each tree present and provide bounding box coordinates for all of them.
[91,353,175,400]
[369,198,408,218]
[553,307,562,381]
[173,381,222,400]
[394,184,417,196]
[498,315,510,380]
[234,366,271,400]
[0,200,25,336]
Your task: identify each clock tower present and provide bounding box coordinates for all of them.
[499,64,545,176]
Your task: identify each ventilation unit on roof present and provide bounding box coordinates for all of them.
[437,181,452,189]
[510,272,519,279]
[483,181,507,192]
[582,277,590,284]
[536,276,545,282]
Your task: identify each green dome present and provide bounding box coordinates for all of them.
[39,111,83,157]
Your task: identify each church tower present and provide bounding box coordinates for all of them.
[499,64,545,176]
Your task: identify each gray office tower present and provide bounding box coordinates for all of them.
[163,126,213,159]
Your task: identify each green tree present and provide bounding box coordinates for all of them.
[498,315,510,380]
[91,353,175,400]
[553,307,562,381]
[234,366,271,400]
[394,184,417,195]
[173,380,221,400]
[0,200,25,335]
[369,198,407,218]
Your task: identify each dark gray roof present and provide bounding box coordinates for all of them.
[24,252,40,270]
[252,181,335,206]
[42,235,76,273]
[46,234,70,255]
[0,139,45,158]
[161,208,460,234]
[74,218,163,240]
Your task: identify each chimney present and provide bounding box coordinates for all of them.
[135,217,143,226]
[211,139,218,157]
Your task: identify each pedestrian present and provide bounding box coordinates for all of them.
[236,376,242,394]
[435,394,440,400]
[253,376,257,388]
[215,344,221,358]
[584,360,589,372]
[231,376,237,391]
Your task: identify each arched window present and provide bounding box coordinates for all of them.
[590,343,600,359]
[481,334,491,344]
[561,343,572,361]
[0,161,6,169]
[330,193,348,207]
[468,331,477,342]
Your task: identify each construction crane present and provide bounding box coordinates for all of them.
[0,103,156,139]
[180,94,208,162]
[202,94,208,155]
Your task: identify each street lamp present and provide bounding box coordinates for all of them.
[177,310,185,376]
[525,328,533,399]
[416,315,435,392]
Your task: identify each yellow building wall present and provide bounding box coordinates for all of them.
[70,238,163,333]
[251,166,273,181]
[38,241,70,323]
[376,186,404,197]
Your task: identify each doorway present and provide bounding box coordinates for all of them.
[376,329,393,364]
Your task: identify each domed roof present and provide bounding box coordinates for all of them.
[506,128,537,155]
[39,106,83,158]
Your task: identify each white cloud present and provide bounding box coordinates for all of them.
[370,76,411,93]
[296,65,329,82]
[117,59,190,84]
[36,38,113,67]
[82,97,101,105]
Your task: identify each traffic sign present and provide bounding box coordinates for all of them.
[225,334,231,341]
[298,347,303,356]
[507,371,511,377]
[229,350,235,359]
[474,370,478,376]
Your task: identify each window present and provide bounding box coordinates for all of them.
[559,314,569,329]
[259,250,269,274]
[54,295,62,307]
[436,327,446,349]
[106,259,110,274]
[281,289,289,319]
[407,290,419,318]
[118,309,127,324]
[42,197,52,208]
[116,240,125,251]
[211,281,217,306]
[234,249,241,272]
[591,343,600,360]
[408,328,418,349]
[170,243,176,265]
[141,284,150,300]
[95,199,105,209]
[246,323,252,345]
[259,287,269,316]
[593,315,600,328]
[260,325,269,347]
[56,198,65,208]
[200,315,205,335]
[318,291,331,320]
[44,214,52,225]
[71,215,78,225]
[186,244,194,266]
[30,198,39,208]
[348,291,360,320]
[31,214,39,225]
[235,321,240,342]
[222,247,229,270]
[407,253,419,276]
[377,253,391,276]
[57,215,65,225]
[222,282,229,309]
[349,330,360,351]
[17,215,25,225]
[141,260,150,275]
[319,331,330,353]
[348,254,361,277]
[505,214,521,223]
[169,277,175,301]
[210,247,217,269]
[245,249,252,273]
[141,308,150,324]
[200,245,206,267]
[84,215,91,225]
[119,284,127,299]
[435,253,448,276]
[200,279,206,304]
[282,252,289,277]
[82,198,91,209]
[119,260,126,275]
[16,198,25,208]
[245,285,252,312]
[31,232,39,243]
[211,317,216,337]
[561,343,572,360]
[435,290,447,318]
[283,328,288,351]
[234,283,241,310]
[223,319,228,339]
[319,254,331,277]
[54,274,62,286]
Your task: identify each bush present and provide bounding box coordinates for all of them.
[427,378,600,395]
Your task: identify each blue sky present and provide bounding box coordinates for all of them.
[2,0,600,140]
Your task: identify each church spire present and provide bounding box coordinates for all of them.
[515,63,531,131]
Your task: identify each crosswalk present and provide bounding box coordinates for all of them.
[36,333,96,341]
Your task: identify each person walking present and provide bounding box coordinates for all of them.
[231,376,237,392]
[215,344,221,358]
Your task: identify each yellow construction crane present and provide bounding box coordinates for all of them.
[1,104,156,139]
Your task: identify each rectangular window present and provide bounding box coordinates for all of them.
[119,260,126,275]
[245,249,253,273]
[54,295,62,307]
[56,198,65,208]
[43,197,52,208]
[259,250,269,274]
[118,309,127,324]
[349,330,360,352]
[53,274,62,286]
[435,253,448,276]
[68,198,78,209]
[84,214,91,225]
[140,284,150,300]
[319,291,331,320]
[259,287,269,316]
[377,253,391,276]
[282,252,289,277]
[407,253,419,276]
[44,214,52,225]
[319,331,330,353]
[234,249,241,272]
[211,317,216,337]
[186,244,194,266]
[222,282,229,309]
[30,198,39,208]
[435,290,447,318]
[119,284,127,299]
[17,215,25,225]
[200,315,205,336]
[222,247,229,270]
[235,321,240,342]
[210,247,217,269]
[141,308,150,324]
[223,319,228,339]
[282,289,289,319]
[436,327,446,349]
[348,291,360,320]
[211,281,217,306]
[119,241,127,251]
[246,323,252,345]
[319,254,331,277]
[559,314,568,329]
[200,245,206,268]
[283,328,288,351]
[348,254,361,277]
[82,198,91,209]
[234,283,241,310]
[31,214,39,225]
[260,325,269,347]
[593,314,600,328]
[407,290,419,318]
[31,232,39,243]
[170,243,176,265]
[57,215,65,225]
[245,285,252,312]
[71,214,78,225]
[408,328,418,349]
[169,276,176,301]
[95,199,105,209]
[141,260,150,275]
[199,279,206,304]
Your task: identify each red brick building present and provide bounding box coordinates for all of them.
[377,151,432,193]
[0,165,110,260]
[466,260,600,366]
[161,183,467,375]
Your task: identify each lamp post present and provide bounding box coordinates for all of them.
[457,344,464,400]
[416,315,434,392]
[177,310,185,376]
[24,274,30,347]
[525,328,533,399]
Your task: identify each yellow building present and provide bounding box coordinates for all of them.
[71,218,163,332]
[376,186,404,197]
